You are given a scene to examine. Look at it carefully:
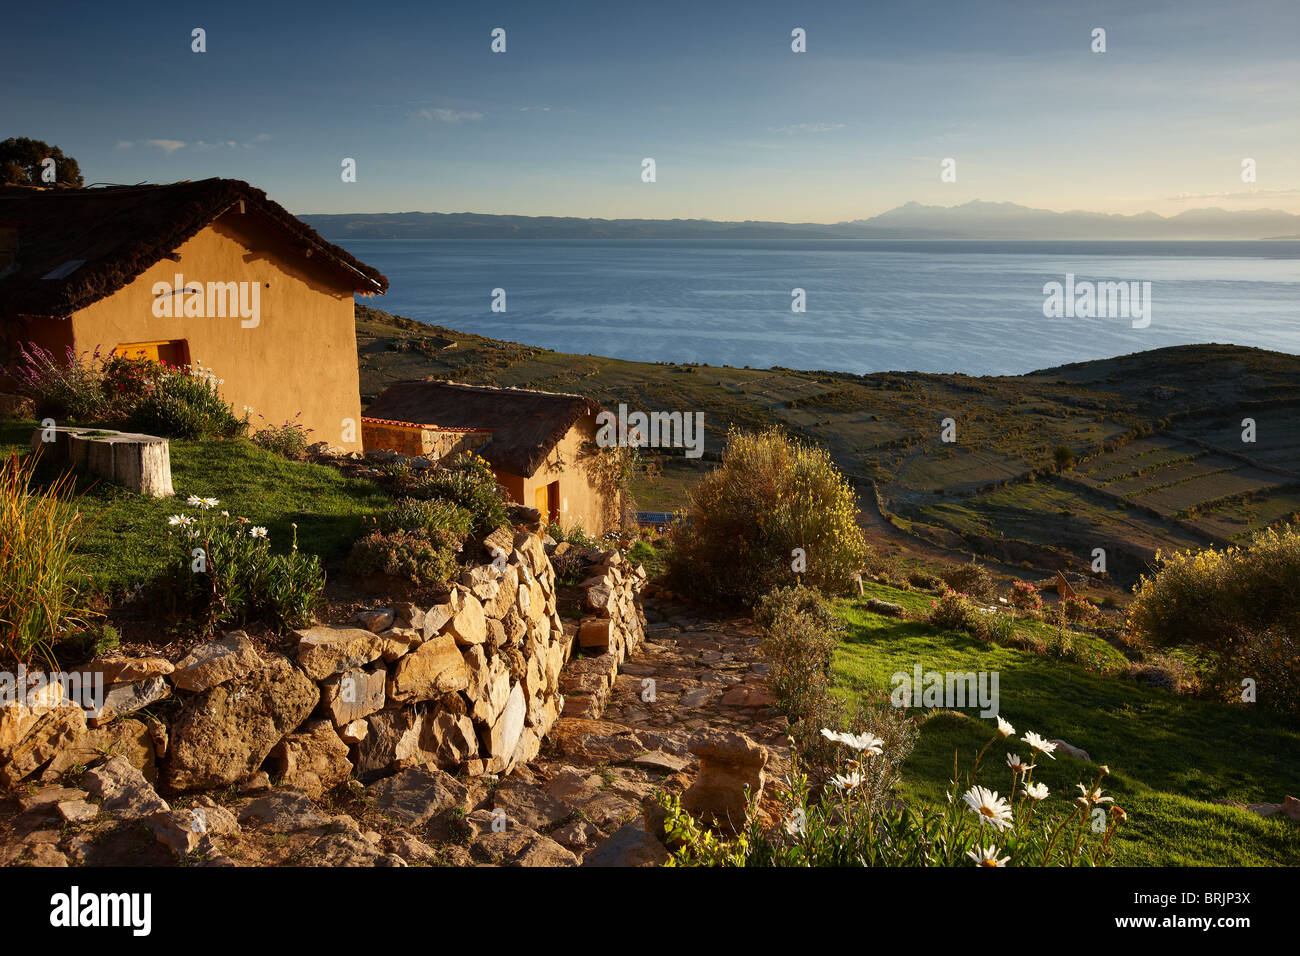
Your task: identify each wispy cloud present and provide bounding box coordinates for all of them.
[768,122,845,134]
[147,139,186,154]
[114,140,133,150]
[413,108,483,124]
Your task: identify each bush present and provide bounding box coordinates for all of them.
[1008,579,1044,615]
[346,530,461,586]
[380,497,473,544]
[928,587,982,634]
[125,363,245,440]
[250,412,313,459]
[393,454,510,535]
[157,497,322,631]
[0,453,95,662]
[907,570,940,590]
[1127,526,1300,715]
[754,583,844,727]
[8,342,112,423]
[1051,594,1100,625]
[940,560,995,601]
[667,427,869,607]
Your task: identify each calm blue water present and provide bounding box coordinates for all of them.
[338,239,1300,376]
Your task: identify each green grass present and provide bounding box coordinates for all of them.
[2,419,389,596]
[832,581,1300,866]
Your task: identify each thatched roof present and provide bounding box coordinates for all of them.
[0,179,387,319]
[364,380,601,477]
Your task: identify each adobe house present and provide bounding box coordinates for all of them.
[363,380,624,535]
[0,179,388,451]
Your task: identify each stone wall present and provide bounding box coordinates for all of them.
[1,528,650,800]
[559,547,648,719]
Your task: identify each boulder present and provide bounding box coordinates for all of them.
[680,730,769,835]
[353,608,395,633]
[583,823,670,867]
[387,634,469,703]
[86,654,174,685]
[83,755,171,815]
[376,626,422,662]
[0,705,86,786]
[446,592,488,646]
[268,719,353,800]
[421,710,478,766]
[483,682,526,773]
[163,654,318,791]
[354,709,427,777]
[367,766,471,826]
[294,625,387,681]
[170,631,262,693]
[320,664,386,726]
[87,676,170,727]
[42,716,156,782]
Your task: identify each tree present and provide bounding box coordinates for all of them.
[1052,444,1075,471]
[0,137,84,186]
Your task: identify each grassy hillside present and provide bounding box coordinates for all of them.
[833,582,1300,866]
[356,303,1300,590]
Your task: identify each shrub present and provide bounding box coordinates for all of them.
[158,497,322,631]
[0,453,96,662]
[394,454,510,535]
[928,587,982,634]
[1127,526,1300,714]
[125,363,244,440]
[1051,594,1100,625]
[940,560,995,601]
[1008,579,1044,615]
[663,716,1124,867]
[346,530,460,586]
[667,427,869,606]
[8,342,112,423]
[754,583,843,727]
[907,570,940,590]
[380,497,473,545]
[250,412,313,459]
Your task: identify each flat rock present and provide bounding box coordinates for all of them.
[294,625,387,681]
[170,631,262,693]
[582,823,669,867]
[83,755,170,816]
[367,766,470,826]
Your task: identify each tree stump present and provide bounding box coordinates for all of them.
[29,426,174,498]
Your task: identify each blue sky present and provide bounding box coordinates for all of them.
[2,0,1297,220]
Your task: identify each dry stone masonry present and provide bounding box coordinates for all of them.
[0,527,651,803]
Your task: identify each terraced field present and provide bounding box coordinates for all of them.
[356,306,1300,591]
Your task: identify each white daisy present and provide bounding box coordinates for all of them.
[996,715,1015,738]
[1021,731,1057,759]
[249,526,268,539]
[1076,783,1114,805]
[1023,782,1049,801]
[830,771,864,791]
[843,732,884,755]
[186,494,203,507]
[167,514,193,527]
[1006,753,1034,774]
[962,785,1014,831]
[966,845,1010,867]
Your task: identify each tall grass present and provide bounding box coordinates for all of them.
[0,453,94,663]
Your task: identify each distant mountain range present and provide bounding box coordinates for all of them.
[303,200,1300,241]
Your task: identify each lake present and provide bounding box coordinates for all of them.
[333,239,1300,377]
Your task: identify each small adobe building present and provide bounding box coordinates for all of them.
[0,179,387,451]
[363,380,624,536]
